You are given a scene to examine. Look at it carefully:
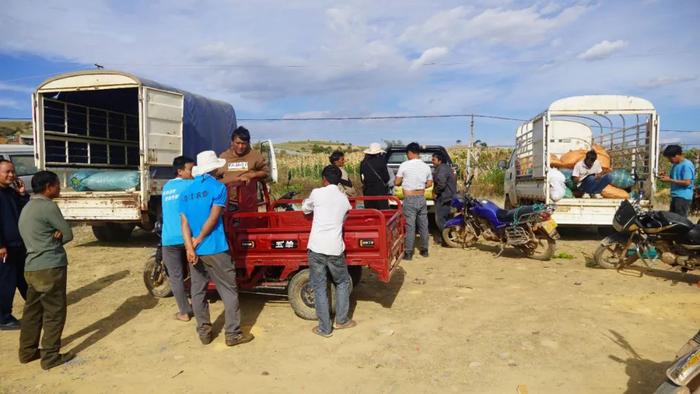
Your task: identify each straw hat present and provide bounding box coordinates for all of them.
[363,142,385,155]
[192,150,226,176]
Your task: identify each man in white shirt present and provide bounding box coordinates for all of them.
[572,150,611,199]
[302,165,356,337]
[395,142,433,260]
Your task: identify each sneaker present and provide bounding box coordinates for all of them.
[41,353,75,370]
[19,349,41,364]
[198,324,213,345]
[593,193,603,199]
[225,332,254,347]
[0,316,20,331]
[582,193,591,199]
[420,249,429,258]
[403,252,413,261]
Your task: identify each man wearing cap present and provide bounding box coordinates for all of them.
[360,143,391,210]
[395,142,433,260]
[217,126,269,212]
[179,150,253,347]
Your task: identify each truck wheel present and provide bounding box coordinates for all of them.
[348,266,362,287]
[287,268,353,321]
[594,238,638,269]
[92,223,135,242]
[143,256,173,298]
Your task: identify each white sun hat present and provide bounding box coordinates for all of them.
[363,142,385,155]
[192,150,227,176]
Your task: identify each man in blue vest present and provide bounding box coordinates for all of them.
[161,156,195,322]
[179,151,253,347]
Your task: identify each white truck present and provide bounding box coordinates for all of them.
[32,70,277,241]
[503,95,659,227]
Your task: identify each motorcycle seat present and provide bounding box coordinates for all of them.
[496,205,537,223]
[684,224,700,245]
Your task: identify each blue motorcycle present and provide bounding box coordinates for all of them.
[442,177,559,260]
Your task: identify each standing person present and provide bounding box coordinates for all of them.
[161,156,195,322]
[302,165,356,337]
[217,126,269,212]
[0,159,29,331]
[360,143,390,210]
[659,145,695,217]
[396,143,433,260]
[572,150,611,199]
[431,152,456,233]
[329,151,356,197]
[18,171,74,369]
[180,151,253,347]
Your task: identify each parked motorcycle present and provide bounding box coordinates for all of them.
[654,330,700,394]
[594,195,700,272]
[441,176,559,260]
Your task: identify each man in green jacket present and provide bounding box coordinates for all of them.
[18,171,74,370]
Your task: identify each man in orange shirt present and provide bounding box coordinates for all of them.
[217,126,270,211]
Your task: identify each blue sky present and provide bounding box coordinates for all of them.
[1,0,699,146]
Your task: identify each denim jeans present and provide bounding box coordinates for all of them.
[307,250,351,335]
[670,197,691,217]
[403,195,429,254]
[580,174,612,194]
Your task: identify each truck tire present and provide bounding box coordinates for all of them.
[287,268,353,321]
[348,266,362,287]
[143,256,173,298]
[92,223,135,242]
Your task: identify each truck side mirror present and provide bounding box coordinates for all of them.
[497,160,508,170]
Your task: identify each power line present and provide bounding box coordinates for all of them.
[239,113,527,122]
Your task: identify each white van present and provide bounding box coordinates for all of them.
[503,95,659,227]
[0,144,37,188]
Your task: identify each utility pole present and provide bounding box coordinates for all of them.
[466,114,478,180]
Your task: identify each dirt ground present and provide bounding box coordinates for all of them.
[1,225,698,394]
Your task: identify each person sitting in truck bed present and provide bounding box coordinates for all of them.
[572,150,611,199]
[217,126,270,212]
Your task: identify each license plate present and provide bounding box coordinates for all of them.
[542,219,558,235]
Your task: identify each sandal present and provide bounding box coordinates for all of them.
[311,326,332,338]
[334,320,357,330]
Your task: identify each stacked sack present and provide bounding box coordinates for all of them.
[550,145,631,199]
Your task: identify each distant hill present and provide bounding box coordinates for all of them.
[0,120,32,144]
[272,140,367,155]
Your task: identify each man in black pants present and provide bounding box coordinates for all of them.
[432,152,456,236]
[0,159,29,331]
[360,143,390,210]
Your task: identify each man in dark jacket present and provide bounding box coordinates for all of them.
[432,152,457,233]
[0,159,29,331]
[360,143,391,210]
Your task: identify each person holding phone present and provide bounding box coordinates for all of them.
[0,159,29,331]
[658,145,695,217]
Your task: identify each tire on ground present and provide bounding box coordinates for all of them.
[92,222,136,242]
[528,237,556,261]
[287,268,353,321]
[143,256,173,298]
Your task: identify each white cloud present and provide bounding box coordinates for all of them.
[578,40,628,61]
[0,98,20,109]
[638,75,697,89]
[0,82,32,93]
[411,47,449,69]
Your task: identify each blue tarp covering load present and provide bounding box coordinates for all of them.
[139,77,236,159]
[71,171,140,191]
